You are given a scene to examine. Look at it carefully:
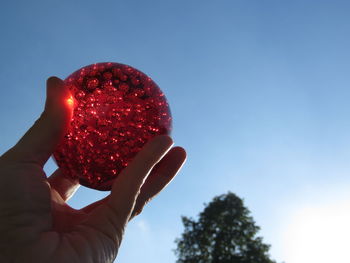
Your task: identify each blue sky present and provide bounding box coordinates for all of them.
[1,1,350,262]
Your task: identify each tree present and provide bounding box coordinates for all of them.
[174,192,277,263]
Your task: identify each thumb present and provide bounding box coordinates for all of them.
[3,77,73,166]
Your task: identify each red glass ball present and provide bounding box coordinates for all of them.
[53,62,172,190]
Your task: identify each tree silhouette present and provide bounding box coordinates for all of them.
[174,192,276,263]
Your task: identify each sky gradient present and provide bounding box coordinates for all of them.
[1,1,350,262]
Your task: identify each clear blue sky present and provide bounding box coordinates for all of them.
[1,1,350,262]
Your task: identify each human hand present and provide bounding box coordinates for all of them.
[0,77,186,263]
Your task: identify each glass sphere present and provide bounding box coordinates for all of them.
[53,62,172,190]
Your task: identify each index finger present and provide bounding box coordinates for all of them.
[108,135,173,222]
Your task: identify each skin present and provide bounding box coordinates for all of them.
[0,77,186,263]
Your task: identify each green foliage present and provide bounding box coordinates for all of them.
[174,192,276,263]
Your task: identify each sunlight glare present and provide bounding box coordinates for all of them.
[283,199,350,263]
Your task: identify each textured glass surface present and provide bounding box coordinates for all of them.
[53,62,172,190]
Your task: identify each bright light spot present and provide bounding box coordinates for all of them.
[66,95,74,107]
[283,199,350,263]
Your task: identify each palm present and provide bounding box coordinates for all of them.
[0,162,117,262]
[0,77,186,263]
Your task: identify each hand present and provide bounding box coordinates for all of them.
[0,77,186,263]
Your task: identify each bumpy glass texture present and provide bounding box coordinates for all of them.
[53,63,172,190]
